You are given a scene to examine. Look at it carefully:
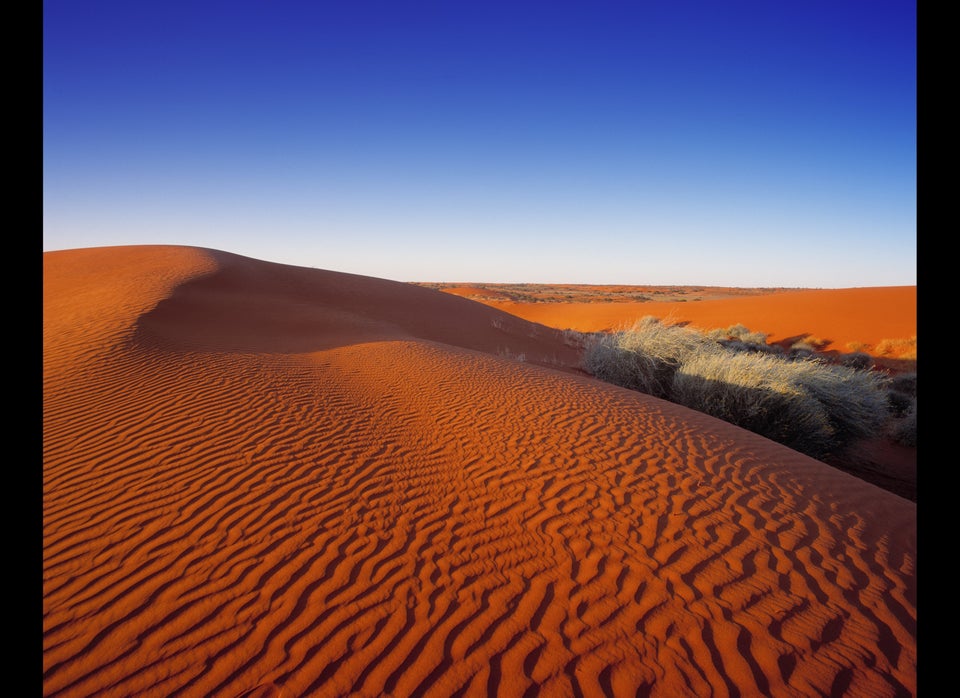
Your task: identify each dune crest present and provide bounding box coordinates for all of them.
[44,246,916,697]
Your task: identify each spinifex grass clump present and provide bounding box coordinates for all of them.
[876,336,917,360]
[706,323,782,354]
[890,401,917,447]
[583,316,892,459]
[885,372,917,447]
[675,352,890,457]
[581,316,718,399]
[672,352,834,456]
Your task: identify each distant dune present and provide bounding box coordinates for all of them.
[44,246,916,697]
[482,287,917,358]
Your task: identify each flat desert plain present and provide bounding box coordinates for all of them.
[44,245,916,697]
[425,284,917,362]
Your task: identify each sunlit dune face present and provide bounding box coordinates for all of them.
[44,246,916,697]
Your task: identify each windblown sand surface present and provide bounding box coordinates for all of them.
[44,246,916,697]
[482,287,917,358]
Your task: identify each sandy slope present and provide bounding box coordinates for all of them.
[484,287,917,357]
[43,246,916,697]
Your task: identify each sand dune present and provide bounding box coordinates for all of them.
[44,246,916,697]
[484,287,917,358]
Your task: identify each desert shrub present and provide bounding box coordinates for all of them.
[707,324,782,356]
[583,319,892,459]
[846,341,870,353]
[885,371,917,418]
[796,360,890,446]
[803,335,830,350]
[886,390,913,417]
[718,339,750,353]
[875,336,917,360]
[888,372,917,397]
[707,323,771,348]
[671,352,888,457]
[581,316,718,399]
[672,352,837,456]
[889,400,917,447]
[706,324,744,342]
[788,341,818,358]
[788,335,831,359]
[722,339,784,355]
[838,351,873,371]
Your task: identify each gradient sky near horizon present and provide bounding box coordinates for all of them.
[43,1,916,287]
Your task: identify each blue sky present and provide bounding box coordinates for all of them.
[43,1,916,287]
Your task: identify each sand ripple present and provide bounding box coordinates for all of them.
[44,246,916,697]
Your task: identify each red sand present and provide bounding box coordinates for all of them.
[44,246,916,697]
[485,287,917,357]
[436,286,517,302]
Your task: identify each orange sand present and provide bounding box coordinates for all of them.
[485,287,917,357]
[437,286,517,302]
[44,246,916,697]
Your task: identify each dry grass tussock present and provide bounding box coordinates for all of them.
[582,317,912,459]
[582,316,716,398]
[875,336,917,360]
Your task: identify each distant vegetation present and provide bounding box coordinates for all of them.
[875,336,918,360]
[581,317,916,459]
[411,282,795,305]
